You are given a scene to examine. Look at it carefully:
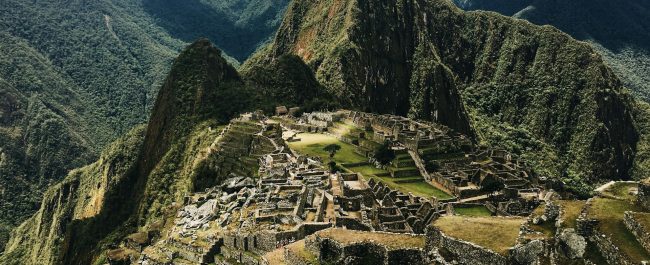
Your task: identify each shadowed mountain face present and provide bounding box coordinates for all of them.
[452,0,650,100]
[143,0,290,61]
[247,0,639,193]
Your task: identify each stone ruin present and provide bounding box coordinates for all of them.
[348,111,544,216]
[104,110,564,265]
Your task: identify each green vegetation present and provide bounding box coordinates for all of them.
[600,182,638,201]
[286,132,453,199]
[323,144,342,158]
[0,125,146,265]
[453,0,650,101]
[455,206,493,217]
[558,200,586,229]
[374,142,396,165]
[433,216,526,255]
[346,165,388,177]
[287,133,366,165]
[0,39,284,264]
[632,101,650,180]
[142,0,289,62]
[348,166,453,200]
[588,198,650,262]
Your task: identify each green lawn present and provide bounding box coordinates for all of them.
[289,133,453,200]
[455,206,493,217]
[347,165,388,176]
[346,165,453,199]
[588,198,650,262]
[433,216,525,255]
[288,133,367,164]
[601,182,638,201]
[558,200,586,229]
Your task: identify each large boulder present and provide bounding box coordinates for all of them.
[510,240,544,264]
[557,228,587,259]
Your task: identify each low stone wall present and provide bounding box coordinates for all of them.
[624,211,650,253]
[590,233,636,265]
[314,192,328,222]
[637,181,650,211]
[336,217,372,231]
[221,246,263,265]
[426,227,508,265]
[306,230,426,265]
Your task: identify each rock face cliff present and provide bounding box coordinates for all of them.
[250,0,639,192]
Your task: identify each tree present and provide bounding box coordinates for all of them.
[425,160,440,172]
[328,161,341,173]
[323,144,342,158]
[374,141,395,166]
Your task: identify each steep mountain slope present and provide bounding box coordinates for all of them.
[247,0,639,194]
[0,32,102,250]
[0,39,329,265]
[0,0,289,251]
[143,0,290,61]
[0,40,242,265]
[452,0,650,101]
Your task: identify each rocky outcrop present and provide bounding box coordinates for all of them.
[557,228,586,259]
[250,0,639,187]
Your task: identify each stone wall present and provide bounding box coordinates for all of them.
[624,211,650,253]
[305,231,427,265]
[590,233,636,265]
[335,217,373,231]
[284,246,314,265]
[638,181,650,211]
[426,227,508,265]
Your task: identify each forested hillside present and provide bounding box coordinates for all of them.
[0,0,288,251]
[452,0,650,101]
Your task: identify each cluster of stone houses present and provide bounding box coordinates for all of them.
[346,111,542,216]
[116,110,553,265]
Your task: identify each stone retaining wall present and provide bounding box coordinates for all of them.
[426,227,508,265]
[590,233,636,265]
[305,231,426,265]
[637,181,650,211]
[624,211,650,253]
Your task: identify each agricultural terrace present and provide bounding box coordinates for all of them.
[587,197,650,262]
[432,216,526,255]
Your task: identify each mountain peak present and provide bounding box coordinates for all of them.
[142,39,242,176]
